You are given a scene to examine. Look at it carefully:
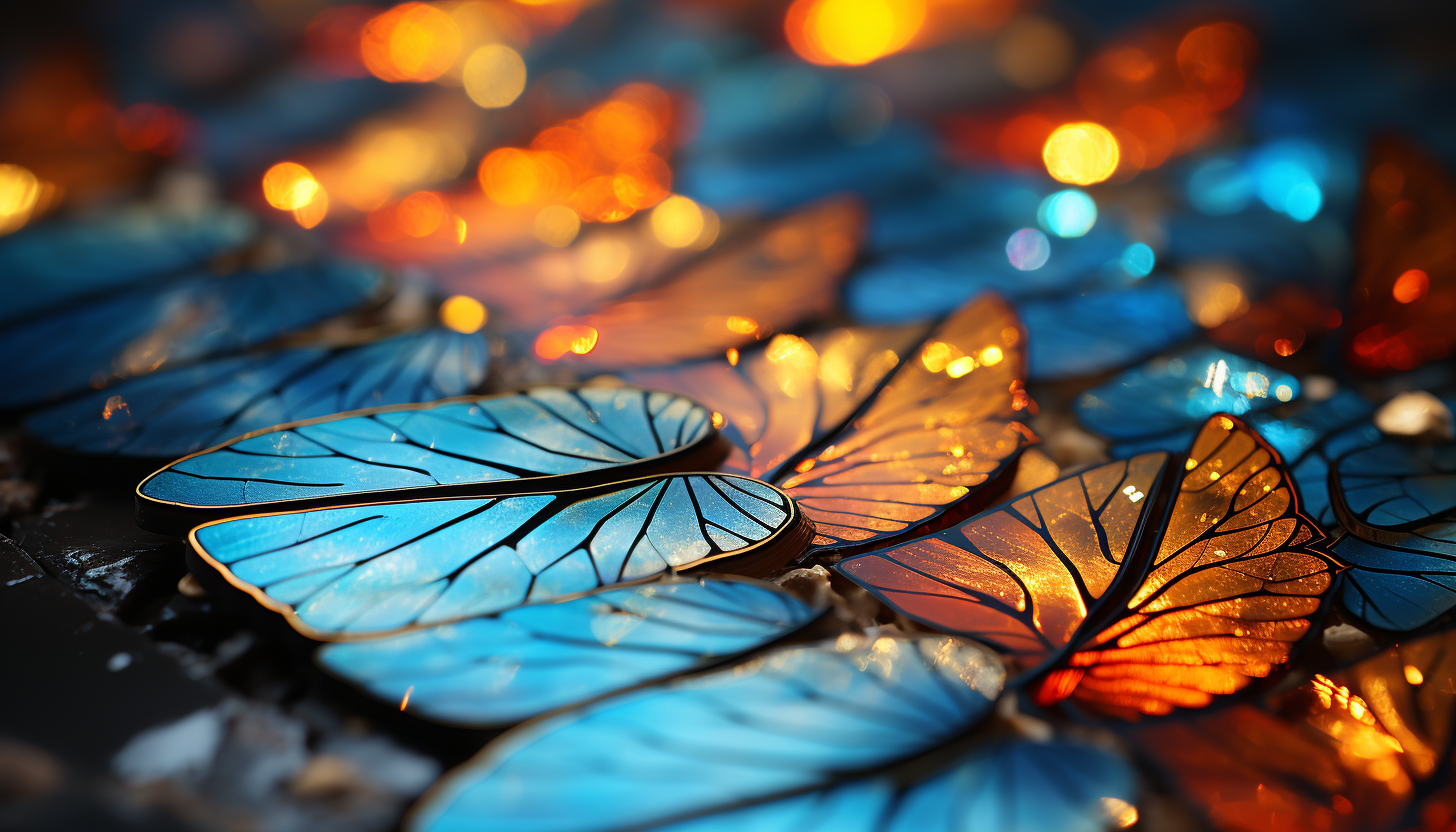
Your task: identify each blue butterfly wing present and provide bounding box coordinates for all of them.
[0,206,255,324]
[1023,281,1196,382]
[189,474,808,637]
[1334,439,1456,531]
[407,635,1004,832]
[137,387,715,522]
[317,577,822,726]
[25,328,487,458]
[1334,534,1456,631]
[0,261,387,409]
[1075,346,1300,439]
[660,738,1135,832]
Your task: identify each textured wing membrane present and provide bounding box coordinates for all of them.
[544,199,863,368]
[1047,416,1336,717]
[26,328,488,459]
[1131,628,1456,832]
[407,635,1004,832]
[1334,439,1456,534]
[189,474,809,639]
[317,577,822,727]
[776,294,1035,552]
[625,325,927,479]
[137,386,717,528]
[836,454,1165,660]
[1333,535,1456,631]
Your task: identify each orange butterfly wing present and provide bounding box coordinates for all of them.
[1344,136,1456,374]
[1041,416,1337,717]
[775,293,1036,552]
[540,198,863,368]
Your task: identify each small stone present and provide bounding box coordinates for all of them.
[772,565,834,609]
[1302,374,1338,402]
[290,754,368,800]
[1323,623,1378,663]
[178,573,208,598]
[1375,391,1453,441]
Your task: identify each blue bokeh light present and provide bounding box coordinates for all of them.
[1037,190,1097,238]
[1120,242,1155,277]
[1187,158,1253,215]
[1006,228,1050,271]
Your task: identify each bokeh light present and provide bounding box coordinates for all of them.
[1187,158,1253,215]
[1121,242,1155,277]
[534,204,580,247]
[994,16,1075,90]
[1006,228,1051,270]
[396,190,448,236]
[535,324,599,360]
[439,295,488,333]
[463,44,526,109]
[0,164,41,235]
[262,162,320,210]
[1037,189,1097,238]
[361,3,462,83]
[651,196,705,248]
[1393,269,1429,304]
[785,0,926,66]
[293,187,329,229]
[1043,123,1120,185]
[1248,139,1327,221]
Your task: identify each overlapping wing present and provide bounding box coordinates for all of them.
[1130,628,1456,832]
[836,454,1166,661]
[0,205,256,325]
[624,325,927,479]
[189,474,810,638]
[0,261,388,409]
[539,198,862,368]
[1334,438,1456,534]
[774,294,1034,553]
[317,577,823,726]
[1076,347,1300,440]
[1045,416,1337,717]
[407,635,1005,832]
[1022,280,1196,382]
[25,328,488,458]
[136,387,716,530]
[1343,137,1456,375]
[1333,535,1456,631]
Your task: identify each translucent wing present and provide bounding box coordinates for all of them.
[136,386,719,532]
[774,294,1035,553]
[1343,137,1456,375]
[407,635,1005,832]
[1334,438,1456,535]
[317,576,823,726]
[188,474,811,638]
[658,738,1134,832]
[623,325,928,479]
[538,198,862,368]
[25,328,488,459]
[1332,535,1456,631]
[1022,281,1195,382]
[0,261,388,409]
[0,205,255,325]
[1076,347,1300,440]
[836,454,1167,661]
[1131,628,1456,832]
[1046,416,1336,717]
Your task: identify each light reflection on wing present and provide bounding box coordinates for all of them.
[137,386,716,529]
[407,635,1005,832]
[25,328,488,459]
[189,474,809,638]
[317,576,822,726]
[540,198,862,368]
[776,294,1034,553]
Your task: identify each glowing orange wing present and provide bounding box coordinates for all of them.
[1344,136,1456,374]
[836,453,1166,661]
[776,294,1036,553]
[625,324,927,479]
[1042,416,1336,717]
[1130,628,1456,832]
[539,198,863,367]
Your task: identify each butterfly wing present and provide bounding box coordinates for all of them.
[835,454,1167,662]
[1333,437,1456,535]
[537,198,862,368]
[624,324,927,479]
[0,261,388,410]
[1076,347,1300,440]
[136,386,719,532]
[1344,137,1456,375]
[1332,535,1456,632]
[1046,416,1337,717]
[25,328,488,459]
[774,294,1035,554]
[188,474,811,638]
[1022,280,1194,382]
[406,635,1004,832]
[317,576,823,727]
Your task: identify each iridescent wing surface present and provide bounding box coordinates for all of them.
[1022,281,1194,382]
[188,474,811,638]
